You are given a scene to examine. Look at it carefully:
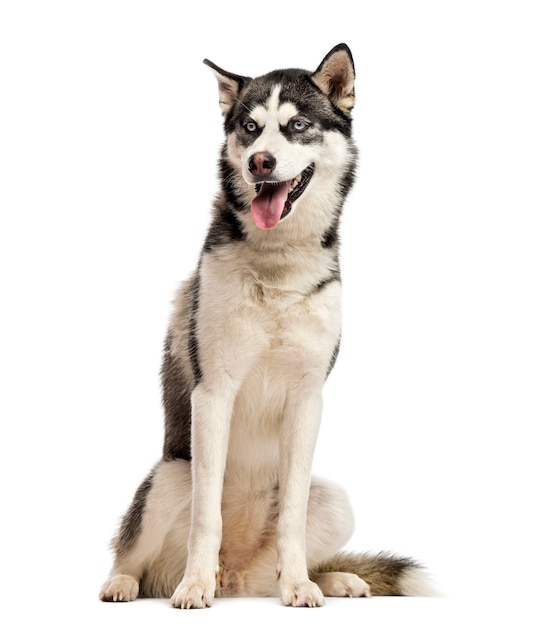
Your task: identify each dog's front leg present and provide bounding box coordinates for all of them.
[170,379,234,609]
[277,380,325,607]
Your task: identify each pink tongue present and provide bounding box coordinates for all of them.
[251,181,290,229]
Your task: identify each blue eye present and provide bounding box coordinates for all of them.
[244,121,258,133]
[292,119,308,132]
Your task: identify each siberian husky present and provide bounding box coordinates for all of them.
[100,44,434,608]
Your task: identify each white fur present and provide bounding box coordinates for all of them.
[167,80,350,604]
[399,569,439,597]
[243,88,312,184]
[169,230,343,607]
[99,47,432,610]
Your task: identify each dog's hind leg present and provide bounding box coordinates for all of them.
[216,477,360,599]
[304,479,434,597]
[99,459,192,601]
[304,478,370,598]
[305,478,356,565]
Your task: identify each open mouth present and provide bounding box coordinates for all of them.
[251,163,315,229]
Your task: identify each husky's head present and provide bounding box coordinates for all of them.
[204,45,356,232]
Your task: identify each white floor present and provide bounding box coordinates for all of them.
[20,594,531,626]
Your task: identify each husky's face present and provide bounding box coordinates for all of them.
[228,80,330,229]
[205,45,356,230]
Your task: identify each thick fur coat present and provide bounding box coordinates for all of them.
[100,44,434,608]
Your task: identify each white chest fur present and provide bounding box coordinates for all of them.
[194,247,342,483]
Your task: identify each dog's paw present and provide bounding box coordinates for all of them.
[171,578,215,609]
[313,572,371,597]
[99,574,139,602]
[280,579,325,607]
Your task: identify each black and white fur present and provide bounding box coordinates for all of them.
[100,44,434,608]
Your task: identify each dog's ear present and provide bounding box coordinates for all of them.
[204,59,251,116]
[312,44,355,115]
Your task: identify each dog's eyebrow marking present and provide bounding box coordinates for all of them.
[249,86,283,129]
[277,102,298,126]
[249,104,268,128]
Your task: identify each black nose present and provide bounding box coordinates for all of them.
[248,152,276,177]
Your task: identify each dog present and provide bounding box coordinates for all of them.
[99,43,434,608]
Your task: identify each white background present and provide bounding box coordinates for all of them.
[1,1,537,624]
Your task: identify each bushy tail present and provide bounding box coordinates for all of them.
[310,551,438,597]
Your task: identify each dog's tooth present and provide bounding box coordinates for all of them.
[290,174,301,190]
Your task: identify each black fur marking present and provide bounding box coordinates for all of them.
[219,150,249,213]
[310,269,342,378]
[279,121,324,145]
[307,77,354,128]
[321,218,340,248]
[115,467,156,555]
[311,264,341,295]
[204,200,246,252]
[326,336,341,378]
[228,68,353,141]
[188,269,202,385]
[280,75,352,136]
[338,160,357,198]
[162,333,193,461]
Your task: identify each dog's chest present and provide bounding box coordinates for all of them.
[193,247,341,477]
[222,276,338,479]
[195,246,341,390]
[201,252,334,340]
[209,254,338,368]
